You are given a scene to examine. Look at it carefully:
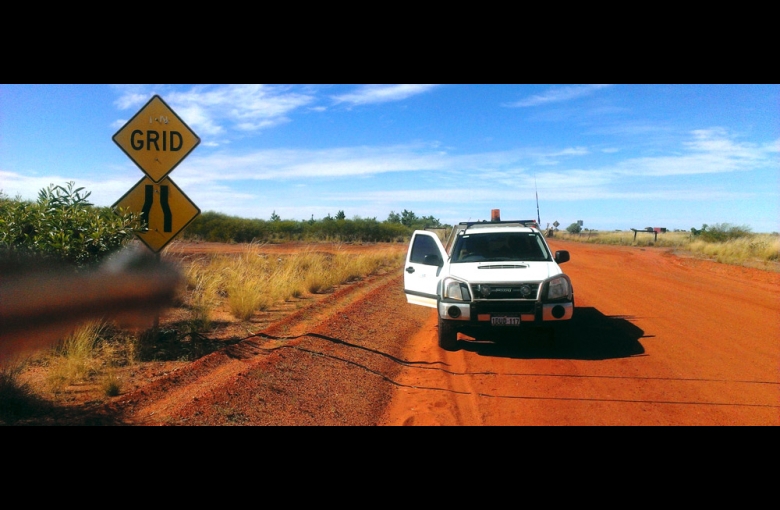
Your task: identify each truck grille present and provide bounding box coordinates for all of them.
[472,283,540,300]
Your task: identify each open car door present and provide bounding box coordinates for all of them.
[404,230,446,308]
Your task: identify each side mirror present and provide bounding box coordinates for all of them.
[423,253,443,267]
[554,250,570,264]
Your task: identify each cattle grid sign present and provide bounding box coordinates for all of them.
[112,95,201,253]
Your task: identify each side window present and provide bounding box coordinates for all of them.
[410,235,441,265]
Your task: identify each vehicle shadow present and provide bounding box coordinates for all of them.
[457,307,647,360]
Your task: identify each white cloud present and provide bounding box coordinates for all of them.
[111,84,315,141]
[612,128,772,177]
[113,92,149,110]
[331,84,438,105]
[166,127,773,193]
[554,147,590,156]
[505,84,612,108]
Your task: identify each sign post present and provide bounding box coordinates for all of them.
[112,94,201,339]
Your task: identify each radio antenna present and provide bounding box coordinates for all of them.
[534,174,541,225]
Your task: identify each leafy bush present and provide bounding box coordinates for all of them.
[0,182,141,267]
[566,222,582,234]
[695,223,752,243]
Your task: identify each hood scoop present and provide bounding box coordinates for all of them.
[478,264,528,269]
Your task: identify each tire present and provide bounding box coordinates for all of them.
[438,314,459,351]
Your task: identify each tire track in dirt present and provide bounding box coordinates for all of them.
[106,273,432,425]
[164,273,435,425]
[105,269,421,425]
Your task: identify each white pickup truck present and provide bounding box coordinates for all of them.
[403,214,574,350]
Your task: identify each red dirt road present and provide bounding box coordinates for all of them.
[379,240,780,425]
[14,240,776,425]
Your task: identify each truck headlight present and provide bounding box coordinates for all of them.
[443,278,471,301]
[546,276,570,300]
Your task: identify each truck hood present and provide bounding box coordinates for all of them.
[446,261,561,283]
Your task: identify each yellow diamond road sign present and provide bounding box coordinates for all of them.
[113,176,201,253]
[113,95,200,182]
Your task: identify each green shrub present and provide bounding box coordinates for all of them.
[0,182,141,267]
[697,223,752,243]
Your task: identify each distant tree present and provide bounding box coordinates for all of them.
[418,215,441,228]
[691,223,707,236]
[335,210,346,220]
[270,210,281,222]
[401,209,417,227]
[566,222,582,234]
[387,210,401,224]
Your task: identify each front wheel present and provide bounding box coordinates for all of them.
[438,315,459,351]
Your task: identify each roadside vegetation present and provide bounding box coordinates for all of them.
[4,181,775,422]
[0,183,413,422]
[552,223,779,269]
[174,241,406,325]
[182,208,445,243]
[0,182,140,267]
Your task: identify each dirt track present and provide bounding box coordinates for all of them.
[380,240,780,425]
[102,240,780,425]
[14,240,777,425]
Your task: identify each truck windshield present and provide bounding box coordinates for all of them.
[451,232,550,263]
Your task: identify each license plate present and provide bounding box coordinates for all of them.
[491,316,520,326]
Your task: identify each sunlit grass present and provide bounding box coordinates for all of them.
[46,320,106,394]
[688,235,780,265]
[184,256,225,330]
[554,230,692,247]
[183,243,406,322]
[552,230,780,268]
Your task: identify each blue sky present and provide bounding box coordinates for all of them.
[1,84,778,232]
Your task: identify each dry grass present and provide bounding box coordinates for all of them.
[180,243,405,322]
[0,242,406,417]
[554,230,692,247]
[688,235,780,266]
[27,319,139,398]
[45,320,106,394]
[552,230,780,269]
[184,258,225,330]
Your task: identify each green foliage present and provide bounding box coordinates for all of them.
[0,182,141,267]
[182,209,444,243]
[692,223,752,243]
[401,209,417,227]
[566,222,582,234]
[415,214,442,229]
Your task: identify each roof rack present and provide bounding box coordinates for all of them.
[456,220,540,229]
